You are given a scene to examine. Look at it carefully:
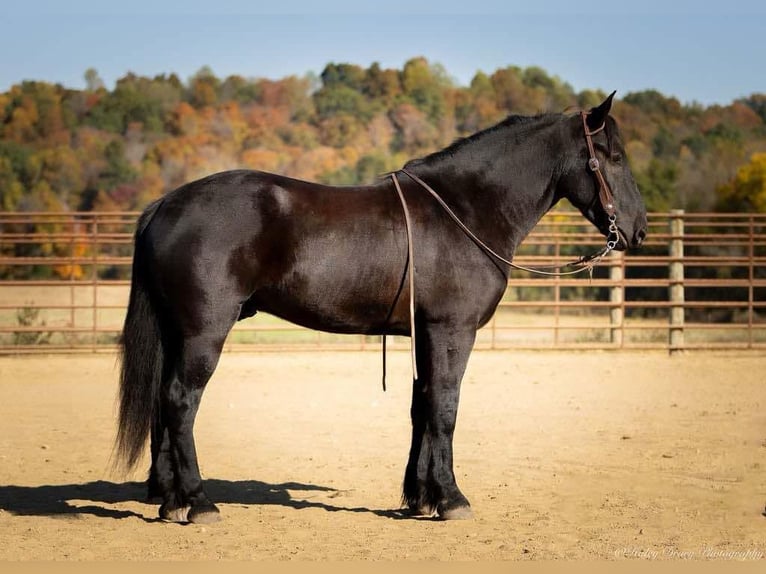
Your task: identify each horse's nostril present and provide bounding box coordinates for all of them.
[635,229,647,246]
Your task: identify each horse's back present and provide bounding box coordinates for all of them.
[135,170,411,333]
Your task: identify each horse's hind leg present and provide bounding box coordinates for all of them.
[403,324,476,520]
[147,412,172,503]
[158,310,237,524]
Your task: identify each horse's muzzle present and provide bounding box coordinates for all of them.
[633,227,647,248]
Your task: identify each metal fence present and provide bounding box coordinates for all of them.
[1,210,765,354]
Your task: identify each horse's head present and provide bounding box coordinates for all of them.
[558,92,648,251]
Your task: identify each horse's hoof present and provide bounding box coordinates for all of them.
[188,505,222,524]
[159,504,190,523]
[403,505,435,517]
[416,506,436,517]
[439,505,474,520]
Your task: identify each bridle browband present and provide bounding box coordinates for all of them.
[383,111,622,385]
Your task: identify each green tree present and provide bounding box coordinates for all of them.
[455,72,500,132]
[623,90,684,119]
[355,152,393,182]
[320,63,366,90]
[400,57,453,122]
[716,153,766,212]
[37,145,84,207]
[102,140,138,189]
[313,85,372,121]
[189,66,220,108]
[87,73,182,133]
[490,66,541,114]
[362,62,401,103]
[634,159,678,212]
[84,68,105,92]
[1,82,68,143]
[219,74,259,104]
[0,155,24,210]
[740,94,766,124]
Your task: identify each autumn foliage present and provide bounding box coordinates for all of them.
[1,59,766,218]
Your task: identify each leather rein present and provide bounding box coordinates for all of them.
[384,111,621,385]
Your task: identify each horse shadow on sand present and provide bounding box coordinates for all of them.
[0,479,427,522]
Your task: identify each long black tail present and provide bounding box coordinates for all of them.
[115,199,166,472]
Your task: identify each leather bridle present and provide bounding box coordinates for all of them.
[581,111,616,218]
[581,111,620,253]
[391,111,622,278]
[384,111,623,384]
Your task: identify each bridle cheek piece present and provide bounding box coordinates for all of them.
[580,111,620,251]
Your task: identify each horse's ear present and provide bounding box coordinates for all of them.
[587,90,616,130]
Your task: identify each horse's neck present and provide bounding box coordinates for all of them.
[407,122,562,255]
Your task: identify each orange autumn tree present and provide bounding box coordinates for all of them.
[0,61,765,217]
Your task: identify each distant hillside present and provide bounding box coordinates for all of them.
[1,58,765,213]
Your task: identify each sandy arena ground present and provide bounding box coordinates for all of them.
[0,350,764,561]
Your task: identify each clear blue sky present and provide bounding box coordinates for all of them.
[3,1,764,105]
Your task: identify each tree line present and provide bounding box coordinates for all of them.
[1,57,765,216]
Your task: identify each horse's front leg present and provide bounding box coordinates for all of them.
[403,323,476,520]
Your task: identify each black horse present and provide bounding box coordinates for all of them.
[116,93,647,524]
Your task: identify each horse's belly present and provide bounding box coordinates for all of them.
[247,270,407,336]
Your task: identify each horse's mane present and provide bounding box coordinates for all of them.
[405,110,617,169]
[405,113,562,168]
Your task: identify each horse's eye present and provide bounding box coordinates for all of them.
[611,152,623,164]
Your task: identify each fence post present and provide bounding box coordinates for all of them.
[69,217,76,330]
[669,210,685,354]
[554,234,561,346]
[748,215,754,349]
[91,215,99,352]
[609,250,624,347]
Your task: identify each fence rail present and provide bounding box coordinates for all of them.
[1,210,765,354]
